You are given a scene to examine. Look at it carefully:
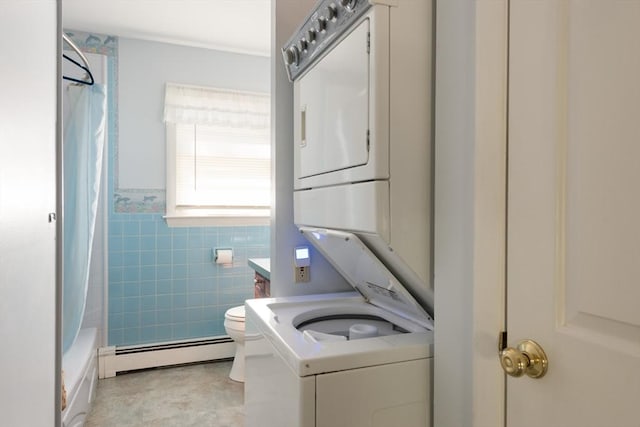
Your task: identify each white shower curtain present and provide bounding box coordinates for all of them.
[62,83,106,353]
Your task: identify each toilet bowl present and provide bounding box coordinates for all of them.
[224,305,246,382]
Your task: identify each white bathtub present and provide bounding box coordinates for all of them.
[62,328,98,427]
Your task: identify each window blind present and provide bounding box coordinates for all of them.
[164,83,270,215]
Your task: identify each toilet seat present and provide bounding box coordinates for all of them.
[225,306,245,321]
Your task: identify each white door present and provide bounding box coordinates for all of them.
[0,1,58,425]
[507,1,640,426]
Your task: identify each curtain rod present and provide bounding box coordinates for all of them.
[62,33,94,86]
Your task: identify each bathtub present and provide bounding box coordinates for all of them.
[62,328,98,427]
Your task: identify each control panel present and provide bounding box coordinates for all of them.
[282,0,372,81]
[293,246,311,283]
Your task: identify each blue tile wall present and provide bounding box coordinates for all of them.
[107,215,270,346]
[91,31,272,347]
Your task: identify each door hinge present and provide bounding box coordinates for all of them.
[498,330,508,351]
[367,32,370,54]
[366,129,370,151]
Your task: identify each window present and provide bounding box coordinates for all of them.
[164,83,270,226]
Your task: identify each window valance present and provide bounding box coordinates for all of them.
[163,83,270,129]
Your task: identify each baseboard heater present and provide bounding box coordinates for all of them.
[98,336,236,378]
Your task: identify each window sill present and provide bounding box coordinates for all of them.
[163,215,270,228]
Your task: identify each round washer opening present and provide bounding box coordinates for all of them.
[296,314,408,339]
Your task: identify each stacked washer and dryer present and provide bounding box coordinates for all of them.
[245,0,433,426]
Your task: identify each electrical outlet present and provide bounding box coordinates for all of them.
[295,266,310,283]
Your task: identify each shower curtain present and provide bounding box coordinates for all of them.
[62,83,106,353]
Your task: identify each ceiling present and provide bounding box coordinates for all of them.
[62,0,272,57]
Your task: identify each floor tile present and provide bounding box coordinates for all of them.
[85,361,243,427]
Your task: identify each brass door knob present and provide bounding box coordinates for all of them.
[499,339,548,378]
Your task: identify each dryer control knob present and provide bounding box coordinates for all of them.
[284,45,300,66]
[327,3,338,21]
[307,28,317,44]
[298,38,308,52]
[340,0,357,11]
[316,17,328,33]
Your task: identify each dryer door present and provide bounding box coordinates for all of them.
[295,19,370,180]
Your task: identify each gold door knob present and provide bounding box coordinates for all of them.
[499,339,548,378]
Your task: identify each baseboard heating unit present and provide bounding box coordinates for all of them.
[98,336,235,378]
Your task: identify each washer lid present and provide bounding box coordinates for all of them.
[300,227,434,330]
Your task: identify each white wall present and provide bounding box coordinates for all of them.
[433,0,507,426]
[270,0,351,297]
[118,38,270,190]
[0,1,59,425]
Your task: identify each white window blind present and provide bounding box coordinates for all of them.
[164,83,271,226]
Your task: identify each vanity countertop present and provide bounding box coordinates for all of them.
[248,258,270,280]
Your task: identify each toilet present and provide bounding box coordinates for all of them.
[224,305,246,382]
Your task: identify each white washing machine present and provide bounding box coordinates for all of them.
[247,0,435,425]
[245,230,434,427]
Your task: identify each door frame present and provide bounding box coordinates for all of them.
[433,0,509,426]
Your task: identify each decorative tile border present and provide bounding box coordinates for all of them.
[113,189,166,213]
[64,29,166,214]
[63,30,117,56]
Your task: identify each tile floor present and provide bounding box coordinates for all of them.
[85,361,244,426]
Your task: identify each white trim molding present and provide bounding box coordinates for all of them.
[434,0,508,426]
